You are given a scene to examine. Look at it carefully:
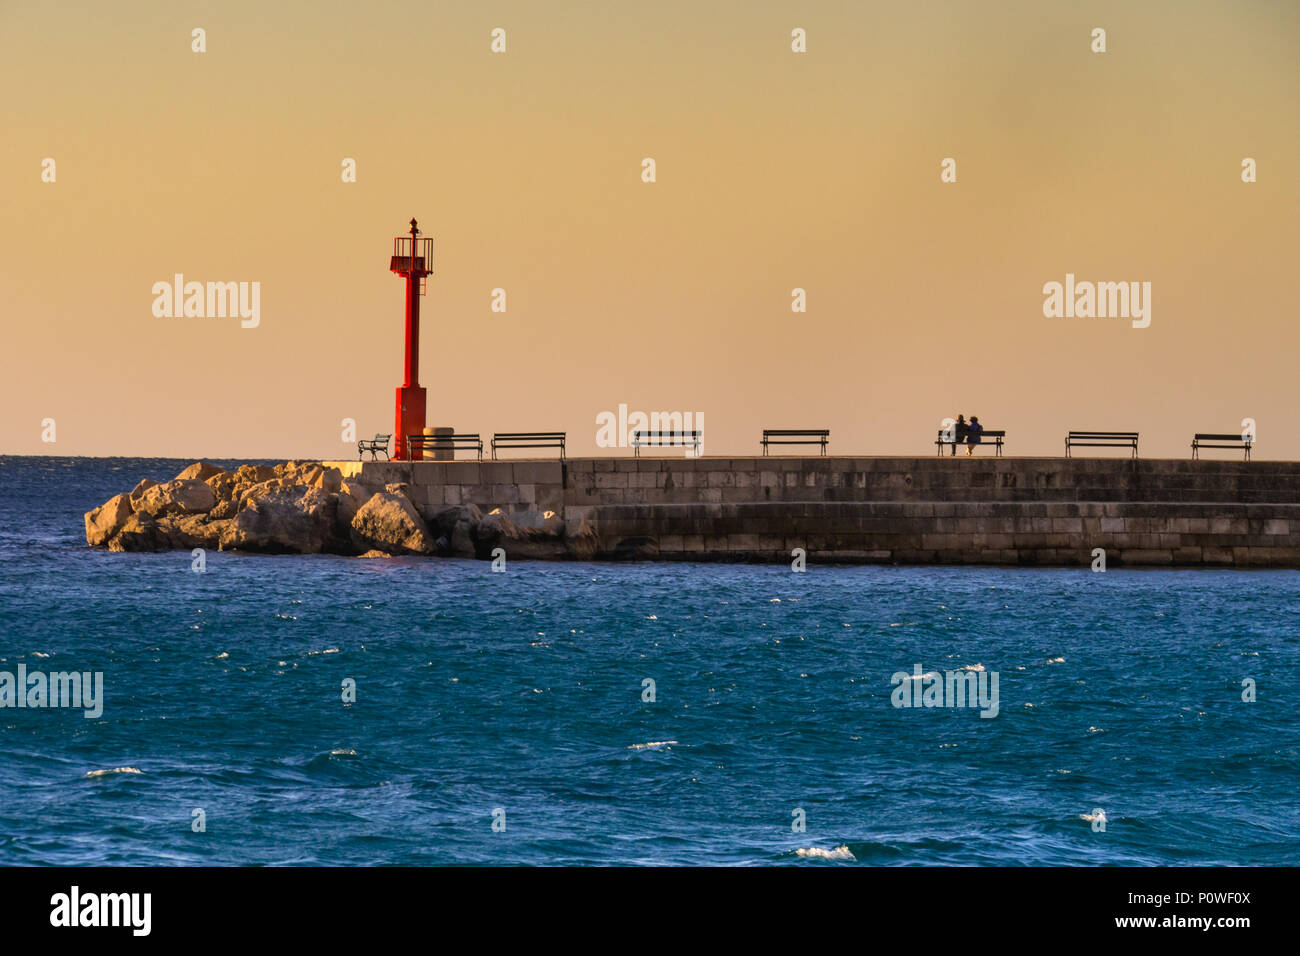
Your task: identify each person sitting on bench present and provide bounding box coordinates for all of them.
[966,416,983,456]
[951,414,968,456]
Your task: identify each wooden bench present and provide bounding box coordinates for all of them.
[358,433,391,461]
[761,429,829,456]
[1065,431,1138,458]
[491,431,566,459]
[406,433,483,460]
[631,429,701,457]
[936,428,1005,456]
[1192,433,1253,460]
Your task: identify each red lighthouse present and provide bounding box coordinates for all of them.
[390,218,433,460]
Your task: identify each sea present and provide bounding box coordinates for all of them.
[1,456,1296,866]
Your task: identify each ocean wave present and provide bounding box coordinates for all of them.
[86,767,143,778]
[627,741,677,751]
[795,845,855,861]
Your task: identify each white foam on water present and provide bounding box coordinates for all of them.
[86,767,143,778]
[795,845,855,861]
[627,740,677,751]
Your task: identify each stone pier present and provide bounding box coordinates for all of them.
[322,456,1300,567]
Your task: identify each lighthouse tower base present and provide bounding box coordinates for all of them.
[395,385,426,460]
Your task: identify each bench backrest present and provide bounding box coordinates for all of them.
[407,433,480,443]
[937,429,1004,438]
[633,430,700,441]
[493,432,566,441]
[1194,433,1251,442]
[763,429,829,437]
[1068,431,1138,439]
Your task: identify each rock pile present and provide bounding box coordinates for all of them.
[84,461,596,560]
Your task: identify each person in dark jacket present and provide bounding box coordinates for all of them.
[966,416,984,456]
[952,415,968,456]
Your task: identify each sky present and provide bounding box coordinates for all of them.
[2,0,1298,460]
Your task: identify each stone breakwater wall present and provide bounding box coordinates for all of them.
[321,456,1300,567]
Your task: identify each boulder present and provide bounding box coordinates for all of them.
[205,470,238,498]
[336,480,377,531]
[476,509,570,560]
[129,478,158,504]
[174,461,224,482]
[219,486,330,553]
[158,513,223,550]
[350,492,435,556]
[510,509,566,535]
[564,511,600,560]
[84,493,134,547]
[234,464,277,484]
[108,512,167,552]
[309,465,343,494]
[205,471,247,519]
[132,479,217,518]
[430,504,481,557]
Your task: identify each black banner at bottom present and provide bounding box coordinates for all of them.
[0,865,1277,942]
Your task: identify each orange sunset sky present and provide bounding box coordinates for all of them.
[2,0,1298,460]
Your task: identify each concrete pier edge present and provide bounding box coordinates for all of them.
[322,455,1300,567]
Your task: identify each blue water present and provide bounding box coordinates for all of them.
[1,456,1297,865]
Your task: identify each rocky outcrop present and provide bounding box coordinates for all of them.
[85,461,589,561]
